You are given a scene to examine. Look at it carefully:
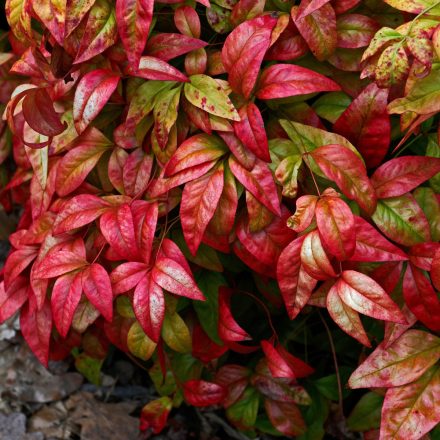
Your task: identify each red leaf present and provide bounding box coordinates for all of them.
[222,15,278,98]
[337,270,406,323]
[229,156,281,216]
[215,364,251,407]
[22,88,66,137]
[316,195,355,261]
[20,298,52,367]
[133,273,164,343]
[297,0,331,19]
[152,257,205,300]
[218,287,251,342]
[0,278,29,324]
[408,242,440,271]
[4,246,38,289]
[351,216,408,262]
[265,399,306,437]
[287,195,318,233]
[432,248,440,291]
[403,264,440,331]
[73,70,120,134]
[310,144,377,214]
[192,324,228,363]
[181,164,224,255]
[51,271,83,338]
[33,249,87,279]
[110,262,148,294]
[157,238,193,275]
[100,204,141,261]
[130,56,189,82]
[333,83,390,169]
[183,380,227,407]
[327,281,371,346]
[122,149,153,198]
[301,230,337,280]
[256,64,340,100]
[145,33,207,61]
[116,0,154,66]
[277,236,317,319]
[234,103,270,162]
[82,264,113,322]
[140,397,172,433]
[131,201,158,264]
[371,156,440,199]
[54,194,112,234]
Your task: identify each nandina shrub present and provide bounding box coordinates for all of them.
[1,0,440,437]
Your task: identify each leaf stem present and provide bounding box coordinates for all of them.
[318,310,344,417]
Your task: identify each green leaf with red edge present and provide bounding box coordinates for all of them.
[181,163,224,256]
[296,0,331,20]
[0,278,30,324]
[174,6,201,38]
[51,271,83,338]
[229,156,281,216]
[222,15,278,98]
[81,263,113,322]
[380,365,440,440]
[184,74,239,121]
[387,67,440,115]
[309,144,377,215]
[351,216,408,262]
[73,0,118,64]
[73,69,120,134]
[255,64,341,100]
[371,156,440,199]
[348,329,440,389]
[315,195,355,261]
[183,380,227,407]
[371,194,431,246]
[327,280,371,347]
[133,273,164,343]
[414,187,440,242]
[55,129,112,196]
[336,14,379,49]
[337,270,406,323]
[140,397,172,433]
[32,0,65,45]
[145,33,207,61]
[382,0,440,13]
[127,320,157,360]
[234,102,269,162]
[153,86,181,149]
[65,0,96,37]
[301,230,337,280]
[292,3,337,61]
[277,235,317,319]
[116,0,153,67]
[20,298,52,367]
[265,399,306,437]
[6,0,32,42]
[22,88,66,138]
[403,264,440,332]
[333,83,390,169]
[164,133,228,176]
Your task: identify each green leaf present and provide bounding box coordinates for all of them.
[75,353,103,386]
[194,271,226,345]
[312,92,352,123]
[226,387,260,430]
[275,154,302,198]
[347,392,384,431]
[413,187,440,242]
[153,86,181,148]
[162,312,192,353]
[127,321,157,360]
[371,194,431,246]
[184,74,240,120]
[427,136,440,192]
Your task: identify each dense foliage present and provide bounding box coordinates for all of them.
[1,0,440,437]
